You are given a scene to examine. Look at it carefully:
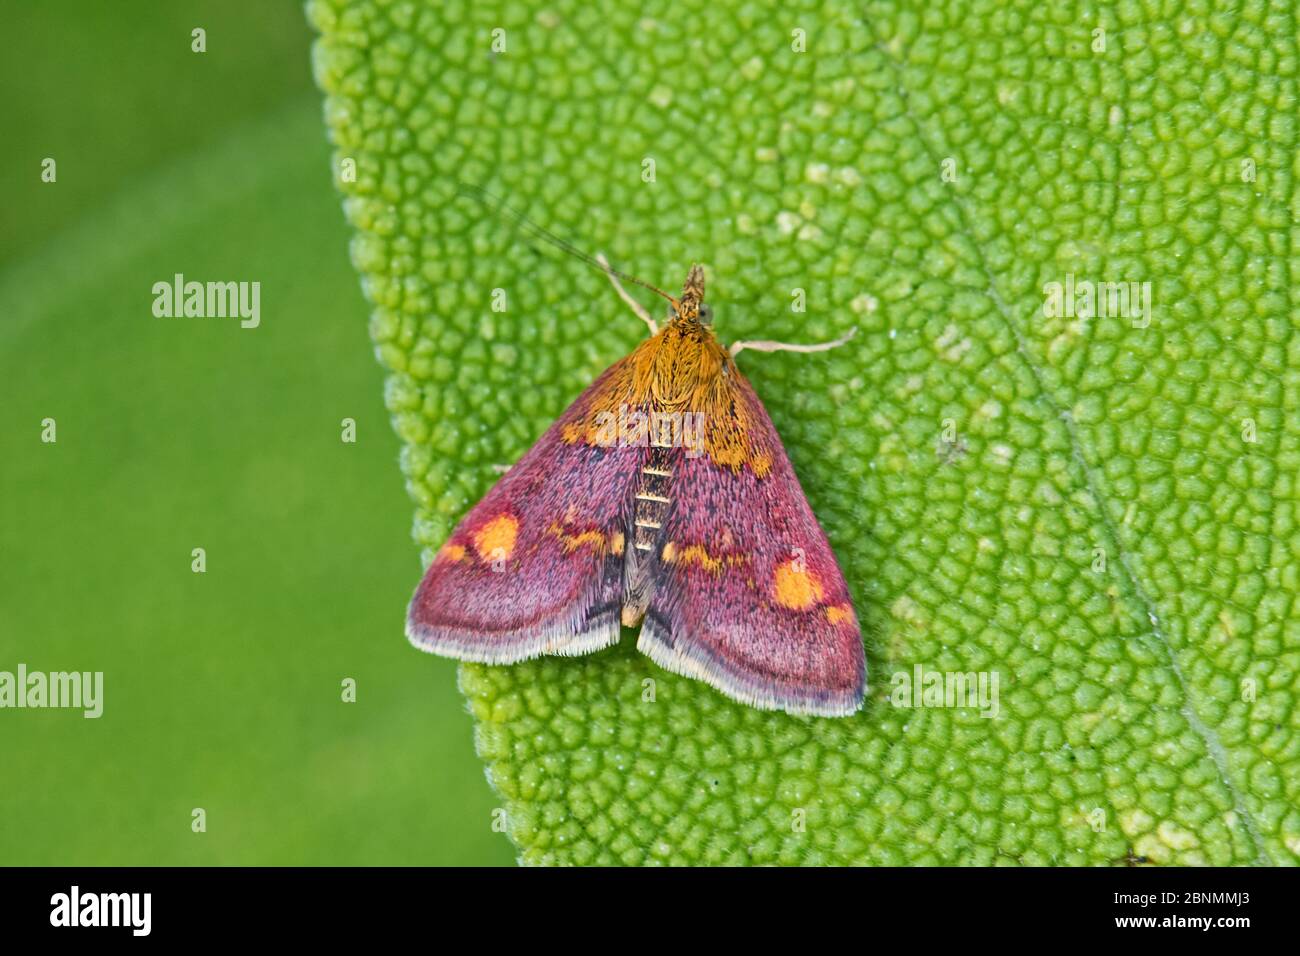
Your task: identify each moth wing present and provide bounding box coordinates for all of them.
[640,373,865,716]
[407,362,644,662]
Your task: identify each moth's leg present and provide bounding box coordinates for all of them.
[730,326,857,358]
[597,252,658,335]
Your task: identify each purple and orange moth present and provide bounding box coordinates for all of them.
[407,204,866,716]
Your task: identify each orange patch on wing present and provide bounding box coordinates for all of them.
[826,603,854,625]
[611,532,625,556]
[438,543,467,563]
[473,514,518,561]
[773,560,824,611]
[662,541,746,573]
[547,522,608,554]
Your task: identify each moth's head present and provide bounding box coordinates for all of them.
[672,264,712,325]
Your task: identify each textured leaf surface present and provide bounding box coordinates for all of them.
[310,0,1300,864]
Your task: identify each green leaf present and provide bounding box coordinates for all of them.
[309,0,1300,865]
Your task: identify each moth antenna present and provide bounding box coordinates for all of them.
[455,182,679,308]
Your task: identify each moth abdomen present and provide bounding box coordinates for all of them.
[622,446,674,626]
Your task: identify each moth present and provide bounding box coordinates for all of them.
[407,205,866,717]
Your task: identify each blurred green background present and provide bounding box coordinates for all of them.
[0,2,513,865]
